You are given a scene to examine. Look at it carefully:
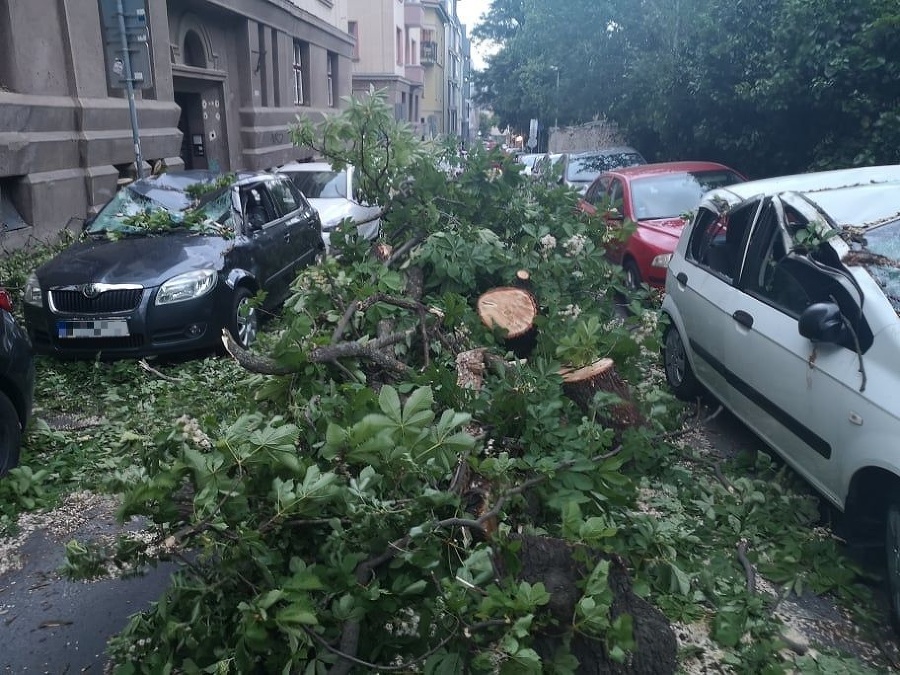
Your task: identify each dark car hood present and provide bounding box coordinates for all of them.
[36,233,230,288]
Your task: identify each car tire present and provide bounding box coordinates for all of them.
[886,501,900,634]
[623,259,642,291]
[228,286,258,349]
[0,390,22,475]
[663,324,702,401]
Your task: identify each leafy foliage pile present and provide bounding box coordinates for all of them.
[474,0,900,177]
[9,94,885,673]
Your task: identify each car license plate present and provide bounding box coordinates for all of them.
[57,319,130,338]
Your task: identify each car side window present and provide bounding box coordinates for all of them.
[742,203,812,316]
[608,179,625,215]
[241,185,277,231]
[687,201,758,282]
[267,177,300,217]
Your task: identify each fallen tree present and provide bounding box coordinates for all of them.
[67,92,685,673]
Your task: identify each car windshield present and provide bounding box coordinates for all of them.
[856,218,900,310]
[630,170,745,220]
[567,152,645,182]
[86,181,233,235]
[289,170,347,199]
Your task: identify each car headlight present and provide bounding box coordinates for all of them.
[651,253,673,269]
[155,269,217,305]
[23,272,42,306]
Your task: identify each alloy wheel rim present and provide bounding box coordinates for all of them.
[666,330,685,385]
[236,298,258,347]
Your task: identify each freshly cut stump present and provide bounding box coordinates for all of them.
[476,286,538,357]
[560,357,645,435]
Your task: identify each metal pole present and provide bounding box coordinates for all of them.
[116,0,145,179]
[554,68,559,129]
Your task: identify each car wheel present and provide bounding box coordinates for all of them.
[623,259,642,291]
[229,286,258,349]
[0,391,22,475]
[663,324,702,401]
[886,502,900,633]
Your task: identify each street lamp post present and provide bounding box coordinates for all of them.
[550,65,560,129]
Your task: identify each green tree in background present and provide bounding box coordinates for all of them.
[474,0,900,177]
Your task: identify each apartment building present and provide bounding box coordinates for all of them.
[0,0,353,248]
[346,0,470,141]
[346,0,424,136]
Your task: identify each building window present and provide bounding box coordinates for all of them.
[396,28,403,66]
[348,21,359,60]
[327,53,336,107]
[293,40,308,106]
[184,30,207,68]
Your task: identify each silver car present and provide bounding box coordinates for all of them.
[661,164,900,631]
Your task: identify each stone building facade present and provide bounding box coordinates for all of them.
[0,0,354,250]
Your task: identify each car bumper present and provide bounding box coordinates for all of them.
[24,284,232,359]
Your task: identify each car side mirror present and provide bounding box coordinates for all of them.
[798,302,848,344]
[604,209,624,221]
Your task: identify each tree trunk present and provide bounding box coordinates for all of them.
[560,358,645,436]
[476,286,538,358]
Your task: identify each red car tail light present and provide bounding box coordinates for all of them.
[0,289,13,313]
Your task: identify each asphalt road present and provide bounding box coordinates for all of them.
[2,400,898,672]
[1,500,176,674]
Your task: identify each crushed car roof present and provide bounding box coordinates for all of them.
[704,165,900,231]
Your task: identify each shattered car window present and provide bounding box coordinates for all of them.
[87,182,233,235]
[856,218,900,310]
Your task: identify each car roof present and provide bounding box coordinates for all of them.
[605,161,737,179]
[704,164,900,231]
[278,161,341,172]
[570,147,642,158]
[127,169,274,193]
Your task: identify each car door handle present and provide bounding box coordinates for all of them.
[732,310,753,329]
[284,232,291,243]
[676,272,688,285]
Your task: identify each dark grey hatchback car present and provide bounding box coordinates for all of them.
[23,171,324,358]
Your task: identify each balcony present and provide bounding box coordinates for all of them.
[405,64,424,86]
[405,2,425,28]
[421,41,438,65]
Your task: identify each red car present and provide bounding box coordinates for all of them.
[579,161,746,289]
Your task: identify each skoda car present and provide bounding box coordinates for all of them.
[660,165,900,630]
[23,170,324,358]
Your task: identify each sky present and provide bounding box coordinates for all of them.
[455,0,495,70]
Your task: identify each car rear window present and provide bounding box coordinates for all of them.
[566,152,646,182]
[288,171,347,199]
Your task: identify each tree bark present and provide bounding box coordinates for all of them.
[560,358,645,435]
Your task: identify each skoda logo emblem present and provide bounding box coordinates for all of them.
[82,283,101,299]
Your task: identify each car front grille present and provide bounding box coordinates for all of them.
[50,288,143,314]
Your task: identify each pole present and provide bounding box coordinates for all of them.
[554,68,559,129]
[116,0,145,179]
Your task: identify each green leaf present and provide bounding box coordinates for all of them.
[379,385,403,422]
